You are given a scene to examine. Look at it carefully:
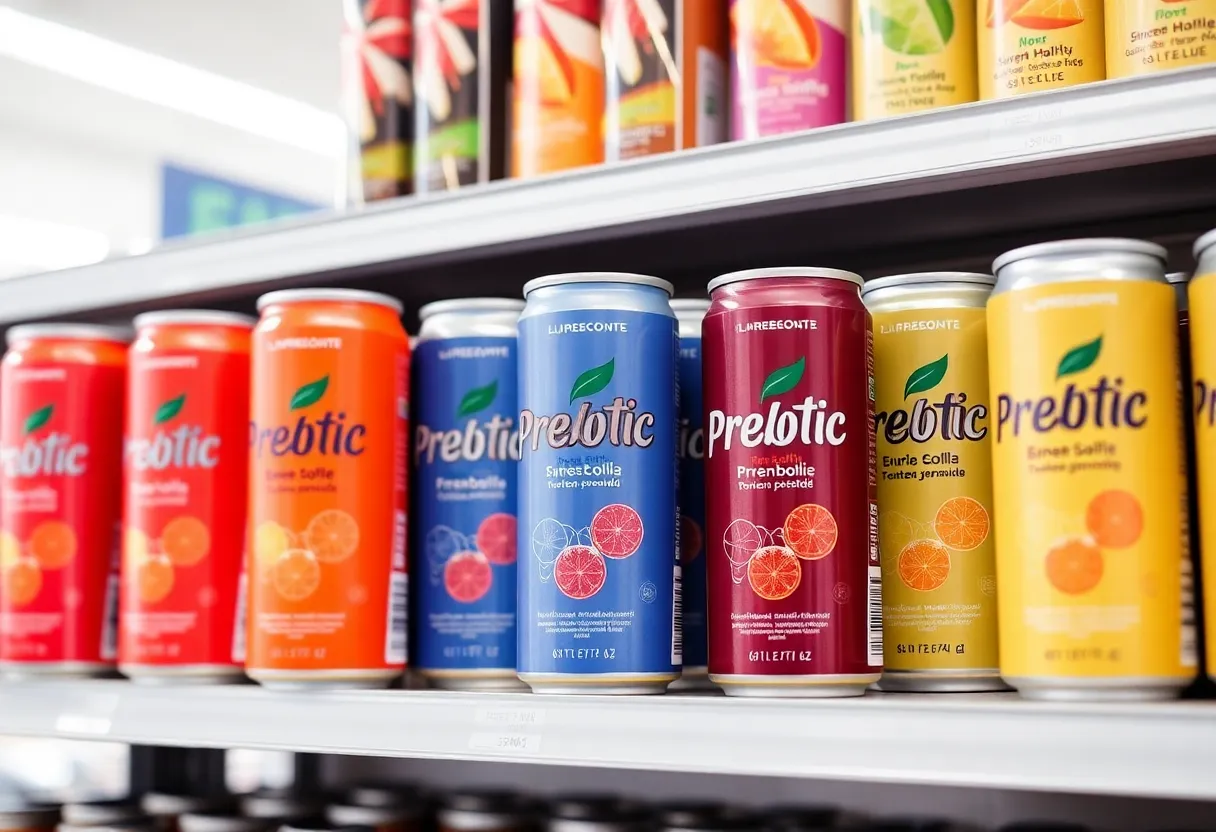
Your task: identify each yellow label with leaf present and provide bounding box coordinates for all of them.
[978,0,1105,99]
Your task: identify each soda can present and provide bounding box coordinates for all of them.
[0,805,59,832]
[344,784,426,810]
[511,0,605,177]
[413,298,525,691]
[988,238,1194,700]
[326,803,422,832]
[248,289,409,689]
[120,310,254,684]
[764,807,845,832]
[143,795,235,832]
[978,0,1105,99]
[852,0,977,119]
[60,803,148,830]
[1191,229,1216,683]
[603,0,728,160]
[1105,0,1216,78]
[547,798,646,832]
[730,0,848,139]
[178,815,269,832]
[239,791,323,824]
[436,791,534,832]
[669,299,711,689]
[0,324,128,677]
[704,267,882,697]
[517,272,680,693]
[655,805,760,832]
[863,273,1004,692]
[414,0,510,192]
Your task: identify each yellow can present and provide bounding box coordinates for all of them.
[852,0,978,119]
[1190,229,1216,682]
[1107,0,1216,77]
[987,238,1195,701]
[864,273,1004,692]
[978,0,1105,98]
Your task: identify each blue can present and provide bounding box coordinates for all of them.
[517,273,681,694]
[669,299,712,689]
[412,298,526,690]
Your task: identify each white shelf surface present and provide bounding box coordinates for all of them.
[2,67,1216,325]
[0,679,1212,799]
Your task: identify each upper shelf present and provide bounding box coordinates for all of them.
[3,66,1216,326]
[0,679,1213,800]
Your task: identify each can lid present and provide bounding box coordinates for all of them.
[1194,228,1216,260]
[256,288,403,314]
[669,298,711,313]
[418,298,526,320]
[6,324,131,348]
[522,272,674,298]
[61,801,147,827]
[238,792,322,821]
[656,803,759,832]
[345,783,425,809]
[326,804,421,826]
[992,238,1168,274]
[178,814,270,832]
[860,272,994,296]
[707,267,863,294]
[133,310,256,330]
[1167,271,1190,284]
[141,794,233,818]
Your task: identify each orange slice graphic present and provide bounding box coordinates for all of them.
[273,549,322,602]
[136,555,175,604]
[732,0,821,69]
[29,521,77,570]
[162,515,211,566]
[934,497,990,551]
[897,538,951,592]
[1045,536,1103,595]
[1085,489,1143,549]
[304,510,360,564]
[3,558,42,606]
[988,0,1084,28]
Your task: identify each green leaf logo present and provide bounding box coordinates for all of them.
[1057,336,1102,379]
[569,358,615,404]
[457,380,498,418]
[23,404,52,435]
[290,375,330,410]
[760,356,805,403]
[153,394,186,425]
[904,354,949,399]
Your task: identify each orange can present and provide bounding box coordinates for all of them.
[0,324,128,676]
[247,289,409,688]
[512,0,605,177]
[120,310,254,683]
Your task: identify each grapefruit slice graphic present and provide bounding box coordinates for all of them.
[747,545,802,601]
[3,558,42,606]
[590,503,644,559]
[444,551,493,603]
[476,513,518,565]
[732,0,821,70]
[897,538,950,592]
[783,503,838,560]
[554,544,607,600]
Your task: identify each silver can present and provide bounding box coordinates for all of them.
[436,790,534,832]
[547,796,646,832]
[413,299,527,692]
[178,814,269,832]
[326,802,423,832]
[142,794,235,832]
[239,790,322,823]
[654,804,760,832]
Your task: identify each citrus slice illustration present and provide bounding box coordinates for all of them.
[877,511,917,562]
[3,558,42,606]
[272,549,322,602]
[747,545,802,601]
[254,521,291,573]
[590,503,644,559]
[0,531,20,570]
[679,514,703,564]
[934,496,990,551]
[724,518,763,566]
[553,544,607,600]
[868,0,953,55]
[532,517,570,565]
[304,509,360,563]
[897,538,951,591]
[515,34,575,105]
[29,520,77,570]
[1045,535,1103,594]
[444,551,493,603]
[783,503,838,560]
[1085,489,1143,549]
[988,0,1083,27]
[161,515,211,566]
[123,528,150,571]
[732,0,821,69]
[136,555,175,604]
[476,513,518,566]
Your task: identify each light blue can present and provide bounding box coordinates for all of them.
[517,273,681,694]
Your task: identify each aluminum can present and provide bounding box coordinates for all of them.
[1190,229,1216,683]
[437,791,534,832]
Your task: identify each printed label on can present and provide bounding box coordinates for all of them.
[413,336,519,673]
[121,347,249,669]
[852,0,977,118]
[704,298,880,681]
[1,361,125,664]
[730,0,848,138]
[417,0,485,190]
[1105,0,1216,78]
[873,307,999,673]
[518,309,679,679]
[678,334,708,668]
[512,0,605,176]
[988,280,1192,680]
[1188,273,1216,674]
[978,0,1105,98]
[248,316,409,674]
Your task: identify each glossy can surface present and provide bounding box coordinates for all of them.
[0,325,128,674]
[1105,0,1216,78]
[517,273,680,693]
[704,268,881,696]
[978,0,1105,98]
[248,289,409,688]
[1191,230,1216,680]
[413,299,525,689]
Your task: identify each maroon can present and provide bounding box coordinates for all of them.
[704,267,881,697]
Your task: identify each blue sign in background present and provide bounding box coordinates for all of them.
[160,164,320,240]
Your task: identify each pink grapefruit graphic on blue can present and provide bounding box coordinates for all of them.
[517,272,681,694]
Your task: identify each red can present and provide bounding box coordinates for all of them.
[0,324,129,675]
[704,267,881,696]
[120,310,254,683]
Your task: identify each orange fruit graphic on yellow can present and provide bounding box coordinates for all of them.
[978,0,1104,98]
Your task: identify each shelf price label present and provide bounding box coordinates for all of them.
[467,732,543,754]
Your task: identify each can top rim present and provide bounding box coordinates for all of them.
[669,298,711,312]
[522,272,674,297]
[133,310,257,330]
[992,238,1168,273]
[6,323,131,347]
[1194,228,1216,259]
[861,272,995,295]
[1166,271,1190,284]
[707,267,863,292]
[418,298,526,320]
[256,288,403,314]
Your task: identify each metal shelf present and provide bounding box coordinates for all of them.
[2,68,1216,325]
[0,679,1212,799]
